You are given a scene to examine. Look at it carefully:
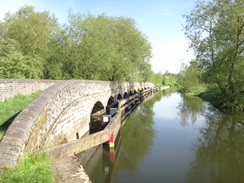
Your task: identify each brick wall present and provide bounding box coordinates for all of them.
[0,79,62,102]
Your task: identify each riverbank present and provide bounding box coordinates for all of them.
[183,88,244,112]
[0,153,54,182]
[51,156,91,183]
[199,91,243,111]
[0,152,91,183]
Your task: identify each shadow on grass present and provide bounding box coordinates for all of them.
[0,113,20,140]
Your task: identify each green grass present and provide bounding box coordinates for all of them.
[0,129,4,141]
[0,91,42,140]
[0,92,55,182]
[185,86,207,96]
[0,152,55,183]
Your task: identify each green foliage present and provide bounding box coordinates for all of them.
[178,61,205,94]
[0,91,42,140]
[0,152,55,183]
[199,87,244,111]
[162,71,179,87]
[62,12,152,81]
[0,6,155,82]
[0,37,43,78]
[148,71,163,87]
[0,5,60,79]
[147,71,180,89]
[0,6,158,82]
[183,0,244,110]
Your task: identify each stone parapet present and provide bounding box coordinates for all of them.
[0,79,62,102]
[0,79,154,171]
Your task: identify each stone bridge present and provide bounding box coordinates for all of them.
[0,79,155,169]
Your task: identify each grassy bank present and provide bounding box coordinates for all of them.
[0,152,55,183]
[0,92,56,182]
[183,86,244,111]
[0,91,42,140]
[198,90,244,111]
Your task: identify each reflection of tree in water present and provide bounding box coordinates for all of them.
[162,87,176,96]
[188,108,244,183]
[177,94,207,126]
[117,92,163,171]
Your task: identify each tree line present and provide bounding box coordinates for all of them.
[0,6,162,84]
[180,0,244,111]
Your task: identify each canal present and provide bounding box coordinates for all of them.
[78,91,244,183]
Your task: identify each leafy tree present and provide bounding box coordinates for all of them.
[0,6,153,82]
[183,0,244,110]
[1,5,60,78]
[178,61,203,93]
[162,72,179,87]
[65,12,152,81]
[0,37,43,78]
[150,72,163,86]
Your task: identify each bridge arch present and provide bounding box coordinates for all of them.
[107,96,115,107]
[123,92,128,99]
[117,93,123,100]
[0,79,154,168]
[90,101,105,134]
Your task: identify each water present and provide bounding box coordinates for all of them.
[81,91,244,183]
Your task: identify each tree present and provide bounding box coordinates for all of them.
[0,37,43,78]
[183,0,244,110]
[1,5,60,78]
[0,6,153,82]
[65,12,152,81]
[179,61,203,93]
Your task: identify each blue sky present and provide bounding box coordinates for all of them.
[0,0,197,73]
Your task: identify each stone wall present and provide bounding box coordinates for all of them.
[0,79,61,102]
[0,79,154,169]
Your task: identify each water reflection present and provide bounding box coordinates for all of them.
[177,95,244,182]
[188,108,244,183]
[81,92,244,183]
[177,94,207,126]
[82,92,163,183]
[116,93,162,171]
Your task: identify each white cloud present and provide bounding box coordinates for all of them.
[151,41,194,74]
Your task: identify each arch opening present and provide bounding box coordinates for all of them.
[106,96,116,114]
[117,94,123,100]
[107,97,115,108]
[76,132,79,139]
[90,101,105,134]
[123,92,128,99]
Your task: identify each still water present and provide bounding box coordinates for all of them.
[81,91,244,183]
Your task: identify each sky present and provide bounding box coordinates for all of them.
[0,0,197,74]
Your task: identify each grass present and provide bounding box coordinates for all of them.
[0,129,4,141]
[0,91,42,140]
[0,152,55,183]
[185,86,207,96]
[0,91,55,182]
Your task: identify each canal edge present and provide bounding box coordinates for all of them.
[51,155,92,183]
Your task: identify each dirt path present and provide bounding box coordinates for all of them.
[51,155,91,183]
